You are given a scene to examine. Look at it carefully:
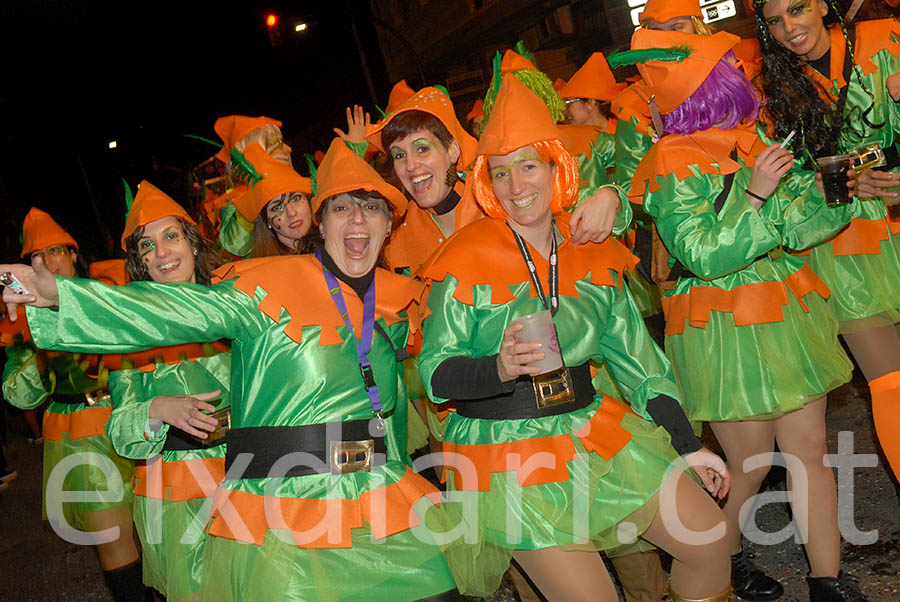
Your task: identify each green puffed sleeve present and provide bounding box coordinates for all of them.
[418,275,479,405]
[107,367,168,459]
[760,168,862,251]
[612,117,653,194]
[343,140,370,159]
[219,203,255,257]
[572,182,633,237]
[27,277,269,354]
[643,168,781,280]
[2,344,49,409]
[585,280,683,419]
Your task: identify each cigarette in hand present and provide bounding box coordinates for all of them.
[781,130,796,149]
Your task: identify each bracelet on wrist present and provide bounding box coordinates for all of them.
[746,189,768,203]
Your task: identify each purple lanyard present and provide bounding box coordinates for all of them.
[317,251,385,431]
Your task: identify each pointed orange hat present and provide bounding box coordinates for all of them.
[501,48,538,74]
[366,87,479,168]
[120,181,196,250]
[625,29,739,114]
[559,53,627,101]
[466,99,485,124]
[639,0,703,24]
[476,74,567,157]
[312,138,407,223]
[231,143,313,222]
[386,79,417,114]
[20,208,78,258]
[213,115,282,162]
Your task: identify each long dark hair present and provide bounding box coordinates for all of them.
[124,218,221,285]
[754,0,873,164]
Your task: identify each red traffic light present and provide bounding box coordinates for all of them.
[265,14,278,28]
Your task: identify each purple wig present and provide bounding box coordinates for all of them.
[662,52,759,136]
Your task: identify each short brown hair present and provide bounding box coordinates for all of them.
[381,110,455,152]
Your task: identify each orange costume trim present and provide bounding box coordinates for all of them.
[419,214,639,308]
[43,404,113,441]
[629,125,767,202]
[661,263,831,335]
[212,255,423,347]
[386,179,484,274]
[205,467,440,547]
[0,306,31,346]
[133,457,226,501]
[444,395,636,491]
[101,341,230,373]
[558,120,617,161]
[804,21,900,99]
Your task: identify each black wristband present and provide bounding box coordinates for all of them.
[645,394,703,455]
[745,189,768,203]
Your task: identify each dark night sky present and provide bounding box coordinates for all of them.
[0,0,391,262]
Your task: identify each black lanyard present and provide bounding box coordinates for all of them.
[508,223,559,317]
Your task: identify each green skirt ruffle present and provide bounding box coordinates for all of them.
[439,413,678,597]
[665,289,853,422]
[134,495,211,602]
[199,520,457,602]
[41,410,134,531]
[132,448,225,602]
[806,217,900,332]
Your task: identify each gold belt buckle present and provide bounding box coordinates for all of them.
[203,407,231,446]
[532,368,576,409]
[84,388,111,407]
[329,439,374,474]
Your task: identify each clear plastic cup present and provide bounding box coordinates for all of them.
[816,154,853,206]
[511,309,563,375]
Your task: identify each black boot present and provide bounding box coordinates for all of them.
[731,546,783,601]
[806,571,869,602]
[103,559,151,602]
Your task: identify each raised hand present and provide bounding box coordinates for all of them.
[333,105,372,145]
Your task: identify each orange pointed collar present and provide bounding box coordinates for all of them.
[419,214,638,307]
[212,255,424,346]
[629,124,767,202]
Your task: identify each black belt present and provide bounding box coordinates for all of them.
[52,393,90,405]
[224,420,387,479]
[454,363,595,420]
[163,426,226,451]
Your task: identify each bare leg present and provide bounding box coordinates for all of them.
[84,505,140,570]
[842,324,900,382]
[24,409,41,439]
[773,397,840,578]
[512,547,618,602]
[709,420,776,554]
[639,469,731,598]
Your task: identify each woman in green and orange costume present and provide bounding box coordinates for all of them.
[1,139,461,602]
[1,208,142,601]
[754,0,900,485]
[105,180,231,601]
[625,28,869,601]
[417,74,734,602]
[213,114,303,256]
[218,141,315,258]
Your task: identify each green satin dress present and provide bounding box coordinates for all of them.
[417,216,683,596]
[107,347,231,602]
[26,255,457,602]
[758,20,900,333]
[641,134,857,421]
[3,336,134,532]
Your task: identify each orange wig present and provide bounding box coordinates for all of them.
[471,139,580,219]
